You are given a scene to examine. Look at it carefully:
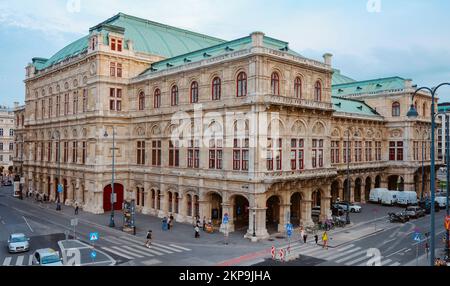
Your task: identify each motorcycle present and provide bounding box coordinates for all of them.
[388,212,409,223]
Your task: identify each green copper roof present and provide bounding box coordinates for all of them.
[33,13,226,71]
[438,103,450,113]
[139,35,302,76]
[332,69,356,85]
[332,76,406,97]
[332,96,380,117]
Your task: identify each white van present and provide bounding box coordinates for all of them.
[381,191,399,206]
[369,188,389,203]
[396,191,418,206]
[435,197,447,209]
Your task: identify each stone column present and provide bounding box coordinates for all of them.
[320,196,332,221]
[278,203,291,232]
[177,193,187,223]
[245,195,270,241]
[65,180,74,205]
[142,182,151,215]
[360,182,366,203]
[338,186,343,201]
[300,200,314,227]
[158,191,167,218]
[349,181,355,203]
[403,173,415,192]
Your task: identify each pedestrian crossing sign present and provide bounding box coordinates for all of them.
[413,232,421,242]
[90,250,97,259]
[89,232,99,241]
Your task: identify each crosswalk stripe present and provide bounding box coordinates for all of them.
[2,257,12,266]
[16,256,24,266]
[118,236,174,253]
[119,235,144,244]
[169,244,191,251]
[345,255,370,266]
[122,245,153,257]
[28,255,33,266]
[136,246,165,256]
[101,247,135,260]
[299,247,327,256]
[389,262,401,266]
[150,243,176,253]
[312,244,355,259]
[335,250,367,263]
[103,236,126,245]
[324,247,362,261]
[112,246,144,258]
[380,259,392,266]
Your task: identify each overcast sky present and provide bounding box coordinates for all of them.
[1,0,450,106]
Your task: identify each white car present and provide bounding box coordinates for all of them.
[336,202,362,213]
[435,196,447,208]
[7,233,30,253]
[32,248,63,266]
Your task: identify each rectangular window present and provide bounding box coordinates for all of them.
[169,140,179,167]
[40,142,44,161]
[375,141,382,161]
[117,63,122,78]
[63,141,68,163]
[290,139,304,170]
[117,39,122,52]
[267,139,273,171]
[56,96,61,116]
[109,88,122,111]
[233,138,249,171]
[64,93,69,115]
[47,142,52,162]
[72,141,78,163]
[343,141,352,163]
[110,62,116,77]
[331,141,340,164]
[208,139,223,169]
[137,141,145,165]
[397,141,403,161]
[111,38,116,51]
[82,142,86,164]
[41,99,45,119]
[389,141,404,161]
[55,142,59,162]
[365,141,372,162]
[312,139,324,168]
[73,91,78,114]
[413,141,419,161]
[151,140,161,166]
[48,97,53,117]
[187,140,199,168]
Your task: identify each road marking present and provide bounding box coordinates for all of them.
[314,244,355,259]
[101,247,135,260]
[136,245,165,256]
[111,246,144,258]
[22,216,34,232]
[2,257,12,266]
[169,244,191,251]
[324,247,362,261]
[1,220,5,224]
[335,249,367,263]
[102,236,125,245]
[28,255,33,265]
[385,247,407,258]
[122,245,152,257]
[383,238,397,244]
[389,262,401,266]
[345,255,370,266]
[16,255,24,266]
[380,258,392,266]
[142,259,162,266]
[404,248,412,253]
[150,242,175,253]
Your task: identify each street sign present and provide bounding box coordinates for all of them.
[445,216,450,231]
[271,246,276,259]
[90,250,97,259]
[89,232,99,241]
[413,232,421,242]
[57,184,63,193]
[70,218,78,226]
[286,223,293,232]
[287,229,293,237]
[223,213,229,224]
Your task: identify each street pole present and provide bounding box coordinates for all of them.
[345,129,350,224]
[253,187,256,239]
[110,127,115,228]
[56,132,61,211]
[446,114,450,260]
[421,139,424,200]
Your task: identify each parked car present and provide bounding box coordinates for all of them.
[404,206,426,218]
[418,199,440,214]
[396,191,418,206]
[3,180,12,186]
[311,206,321,217]
[7,233,30,253]
[335,202,362,213]
[369,188,389,203]
[388,211,410,223]
[331,204,345,216]
[32,248,63,266]
[435,197,448,209]
[381,191,399,206]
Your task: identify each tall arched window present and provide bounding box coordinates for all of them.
[294,77,302,98]
[236,72,247,97]
[171,85,179,106]
[271,72,280,95]
[154,89,161,108]
[190,81,199,103]
[392,102,400,117]
[138,91,145,110]
[422,103,427,118]
[212,77,221,100]
[314,81,322,101]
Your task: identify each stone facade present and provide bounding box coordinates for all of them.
[0,105,15,176]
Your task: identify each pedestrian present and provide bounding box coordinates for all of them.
[167,217,171,230]
[195,225,200,238]
[314,234,319,245]
[145,230,152,248]
[74,202,79,215]
[303,233,308,244]
[170,214,174,229]
[162,217,168,231]
[202,216,207,231]
[300,228,305,243]
[425,241,429,257]
[322,231,328,249]
[196,216,201,227]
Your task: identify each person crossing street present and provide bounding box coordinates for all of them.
[322,231,328,249]
[145,230,152,248]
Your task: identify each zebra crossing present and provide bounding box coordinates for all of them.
[1,254,33,266]
[280,242,401,266]
[99,235,191,261]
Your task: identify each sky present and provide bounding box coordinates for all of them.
[1,0,450,107]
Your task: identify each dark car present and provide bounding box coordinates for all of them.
[405,206,426,218]
[3,180,12,186]
[388,211,410,223]
[418,199,440,214]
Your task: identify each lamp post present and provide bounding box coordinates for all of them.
[52,131,62,211]
[407,83,450,266]
[445,113,450,260]
[345,128,351,224]
[104,127,116,228]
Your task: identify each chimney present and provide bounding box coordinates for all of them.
[251,31,265,48]
[323,53,333,66]
[14,102,19,108]
[404,79,413,89]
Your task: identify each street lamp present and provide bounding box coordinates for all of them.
[407,83,450,266]
[104,127,116,228]
[444,113,450,260]
[345,128,352,225]
[52,131,62,211]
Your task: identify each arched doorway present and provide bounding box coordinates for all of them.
[266,196,280,233]
[312,190,321,207]
[210,193,223,226]
[343,179,351,202]
[388,175,404,191]
[232,195,249,230]
[47,176,51,197]
[62,179,68,203]
[290,192,302,226]
[103,183,124,212]
[354,178,362,202]
[331,180,340,203]
[375,175,381,188]
[365,177,372,201]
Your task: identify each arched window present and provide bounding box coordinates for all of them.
[236,72,247,97]
[392,102,400,117]
[154,89,161,108]
[271,72,280,95]
[138,91,145,110]
[314,81,322,101]
[190,81,199,103]
[171,85,179,106]
[0,128,3,136]
[212,77,221,100]
[294,77,302,98]
[422,103,427,118]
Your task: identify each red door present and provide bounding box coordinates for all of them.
[103,184,124,212]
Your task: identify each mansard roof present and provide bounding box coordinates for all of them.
[332,69,356,85]
[332,96,381,118]
[32,13,226,71]
[332,76,407,97]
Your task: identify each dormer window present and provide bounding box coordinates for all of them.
[110,38,123,52]
[91,36,97,50]
[111,38,116,51]
[117,39,122,52]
